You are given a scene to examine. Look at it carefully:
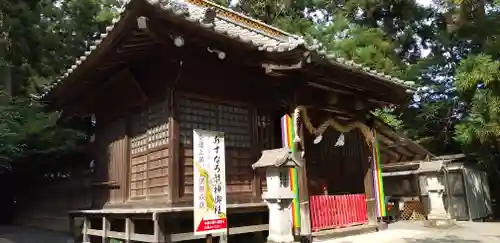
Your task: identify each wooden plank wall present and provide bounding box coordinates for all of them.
[94,118,128,205]
[306,129,366,196]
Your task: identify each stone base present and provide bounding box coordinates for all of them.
[424,218,456,229]
[298,235,313,243]
[266,240,298,243]
[377,222,388,231]
[267,234,295,243]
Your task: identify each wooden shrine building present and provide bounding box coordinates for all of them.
[39,0,416,242]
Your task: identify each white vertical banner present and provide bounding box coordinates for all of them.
[193,129,227,235]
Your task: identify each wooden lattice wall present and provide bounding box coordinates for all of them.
[129,99,170,200]
[255,110,278,193]
[177,95,254,200]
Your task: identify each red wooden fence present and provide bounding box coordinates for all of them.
[310,194,368,231]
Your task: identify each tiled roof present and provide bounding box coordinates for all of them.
[39,0,414,99]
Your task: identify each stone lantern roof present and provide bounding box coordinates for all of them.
[252,148,303,169]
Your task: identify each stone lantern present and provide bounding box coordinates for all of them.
[252,148,303,243]
[419,161,454,227]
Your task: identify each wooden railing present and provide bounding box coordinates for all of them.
[309,194,368,231]
[74,213,267,243]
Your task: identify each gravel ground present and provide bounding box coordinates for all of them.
[0,221,499,243]
[317,221,500,243]
[0,226,71,243]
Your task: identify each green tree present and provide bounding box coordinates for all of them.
[1,0,120,96]
[0,90,89,175]
[0,0,120,208]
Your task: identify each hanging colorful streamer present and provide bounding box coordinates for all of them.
[281,114,301,229]
[372,129,386,217]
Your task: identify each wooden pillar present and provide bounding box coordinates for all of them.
[82,216,91,243]
[363,131,378,225]
[292,83,312,240]
[68,215,76,241]
[102,216,110,243]
[125,217,135,243]
[251,212,265,242]
[168,90,180,204]
[123,131,130,203]
[295,128,312,240]
[153,214,166,243]
[251,107,262,200]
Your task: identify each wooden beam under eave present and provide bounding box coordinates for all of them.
[377,134,405,158]
[307,77,397,112]
[379,143,401,162]
[377,132,414,158]
[311,64,407,106]
[77,69,148,116]
[311,77,383,106]
[379,152,393,165]
[300,87,370,121]
[374,121,434,157]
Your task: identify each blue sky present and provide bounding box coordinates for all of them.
[418,0,433,7]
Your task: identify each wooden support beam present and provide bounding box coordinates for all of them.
[362,132,378,225]
[311,66,405,106]
[68,215,76,241]
[79,213,269,243]
[376,132,414,158]
[374,121,434,158]
[82,216,91,243]
[125,217,134,243]
[153,214,166,243]
[168,91,180,204]
[102,216,110,243]
[80,68,147,116]
[169,224,269,242]
[250,106,262,200]
[88,229,156,242]
[296,121,312,239]
[378,143,401,162]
